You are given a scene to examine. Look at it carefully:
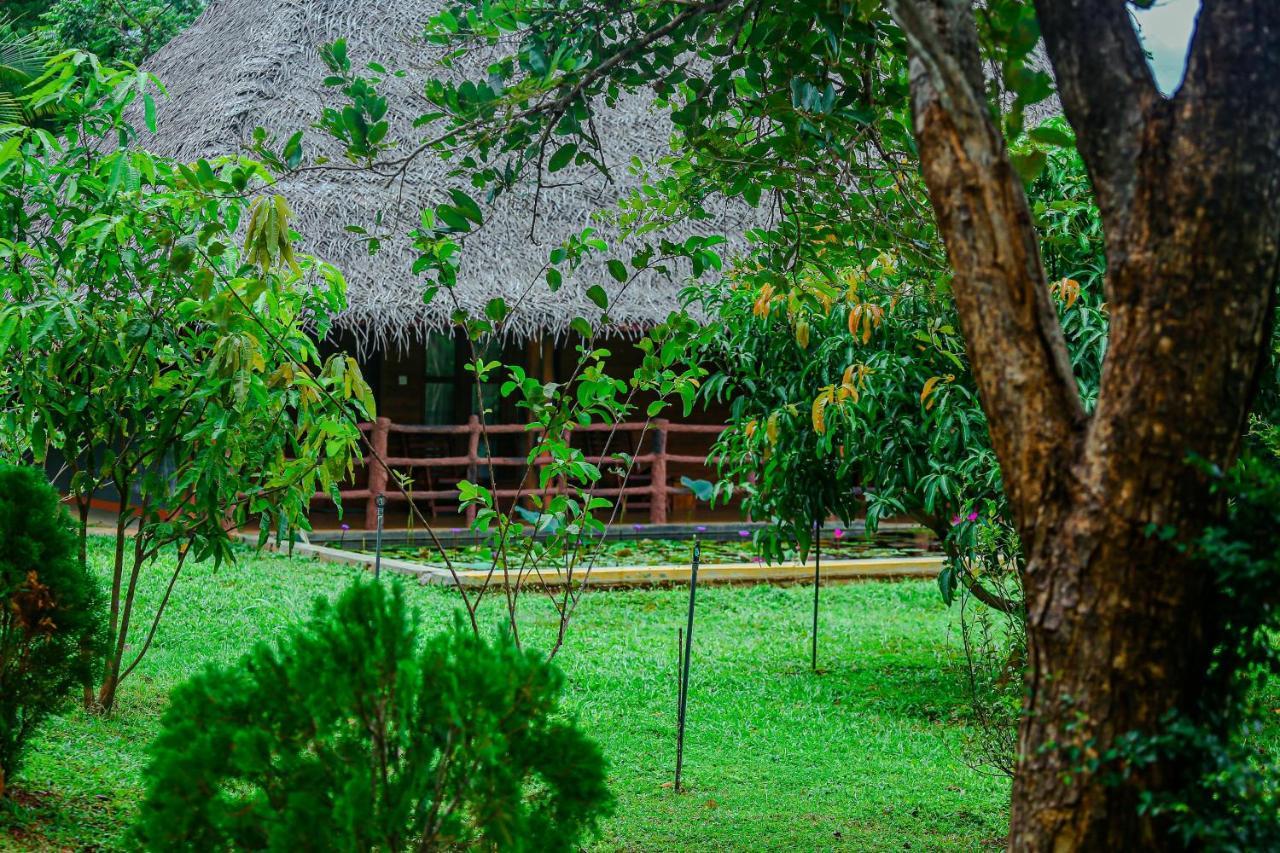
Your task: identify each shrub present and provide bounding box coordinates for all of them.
[135,581,613,851]
[0,464,104,798]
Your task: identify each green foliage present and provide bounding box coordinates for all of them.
[134,580,613,851]
[695,138,1105,605]
[12,0,205,65]
[0,18,53,130]
[0,464,103,796]
[0,52,371,709]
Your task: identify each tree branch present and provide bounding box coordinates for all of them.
[1178,1,1280,144]
[887,0,1085,541]
[1032,0,1159,231]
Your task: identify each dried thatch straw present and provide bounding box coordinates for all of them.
[139,0,763,354]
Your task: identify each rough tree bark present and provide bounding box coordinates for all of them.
[887,0,1280,849]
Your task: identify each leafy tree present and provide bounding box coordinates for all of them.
[0,53,371,712]
[313,0,1280,846]
[134,580,613,851]
[698,134,1105,612]
[7,1,205,65]
[0,464,104,799]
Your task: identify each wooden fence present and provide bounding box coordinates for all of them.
[314,415,724,529]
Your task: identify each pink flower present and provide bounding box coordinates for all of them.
[967,512,979,522]
[951,515,961,525]
[833,528,844,540]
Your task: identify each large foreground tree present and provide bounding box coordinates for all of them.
[314,0,1280,846]
[889,2,1279,846]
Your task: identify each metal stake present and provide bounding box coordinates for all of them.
[675,535,701,793]
[374,493,386,579]
[676,627,684,728]
[812,519,821,672]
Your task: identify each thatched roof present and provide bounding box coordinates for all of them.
[139,0,760,353]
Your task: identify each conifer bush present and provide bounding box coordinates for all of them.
[0,464,103,798]
[134,581,613,851]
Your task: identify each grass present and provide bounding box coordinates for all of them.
[5,538,1011,850]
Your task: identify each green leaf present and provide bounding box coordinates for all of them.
[1011,149,1047,183]
[448,189,483,225]
[547,143,577,173]
[436,205,471,232]
[283,131,304,169]
[937,562,957,605]
[484,297,508,324]
[1029,126,1074,148]
[585,285,608,310]
[606,259,627,283]
[681,477,714,502]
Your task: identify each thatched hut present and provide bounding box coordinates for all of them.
[141,0,754,525]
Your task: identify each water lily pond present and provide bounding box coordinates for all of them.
[352,529,940,569]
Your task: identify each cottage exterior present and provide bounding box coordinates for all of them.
[140,0,757,526]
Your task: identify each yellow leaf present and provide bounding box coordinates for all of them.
[1051,277,1081,309]
[812,394,829,434]
[843,269,862,302]
[744,420,758,439]
[795,318,810,349]
[921,376,942,410]
[752,284,775,317]
[766,412,779,445]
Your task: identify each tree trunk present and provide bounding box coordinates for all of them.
[888,0,1280,848]
[1010,478,1217,847]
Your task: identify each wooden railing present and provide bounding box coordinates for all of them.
[315,415,724,529]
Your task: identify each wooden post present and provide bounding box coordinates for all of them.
[650,419,668,525]
[465,414,480,523]
[365,417,391,531]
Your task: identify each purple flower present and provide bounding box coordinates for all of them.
[951,515,962,525]
[738,530,750,538]
[696,525,707,533]
[833,528,844,540]
[967,511,979,522]
[752,556,763,563]
[340,523,350,531]
[633,524,643,531]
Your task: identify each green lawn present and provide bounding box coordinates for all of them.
[6,539,1010,850]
